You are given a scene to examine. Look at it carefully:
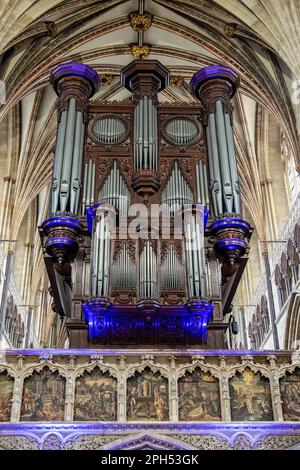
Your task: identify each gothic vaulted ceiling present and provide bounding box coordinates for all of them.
[0,0,299,245]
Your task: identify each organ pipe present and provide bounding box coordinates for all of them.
[161,244,184,289]
[161,161,194,214]
[134,96,158,171]
[98,160,130,215]
[91,214,111,298]
[139,242,157,299]
[111,245,136,289]
[185,215,206,298]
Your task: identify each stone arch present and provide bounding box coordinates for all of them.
[284,292,300,349]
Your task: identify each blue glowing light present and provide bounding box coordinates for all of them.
[50,62,100,95]
[42,216,82,231]
[190,65,240,98]
[86,203,101,234]
[210,217,251,233]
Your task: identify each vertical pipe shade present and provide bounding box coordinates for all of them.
[160,244,184,289]
[139,242,157,299]
[60,98,77,212]
[185,215,206,298]
[98,160,130,215]
[207,113,222,215]
[111,245,136,289]
[214,100,233,212]
[52,109,67,213]
[161,162,194,214]
[224,113,240,213]
[91,214,111,298]
[134,97,158,171]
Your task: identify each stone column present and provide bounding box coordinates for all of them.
[10,355,24,422]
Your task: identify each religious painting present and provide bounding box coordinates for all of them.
[0,372,14,422]
[178,368,221,421]
[20,367,66,421]
[229,368,273,421]
[74,368,117,421]
[127,367,169,421]
[280,368,300,421]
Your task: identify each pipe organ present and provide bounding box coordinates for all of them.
[40,60,252,348]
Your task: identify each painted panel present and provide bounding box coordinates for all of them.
[127,368,169,421]
[178,368,221,421]
[229,368,273,421]
[20,368,65,421]
[280,368,300,421]
[74,369,117,421]
[0,373,14,422]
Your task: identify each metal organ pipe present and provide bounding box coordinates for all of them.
[134,96,158,171]
[185,215,206,299]
[224,113,240,213]
[52,109,67,213]
[60,98,77,212]
[207,114,222,215]
[215,100,233,212]
[98,161,130,216]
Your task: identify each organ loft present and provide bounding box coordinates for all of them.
[39,59,252,349]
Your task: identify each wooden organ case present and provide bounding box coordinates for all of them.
[40,60,252,349]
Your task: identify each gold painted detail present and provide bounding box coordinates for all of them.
[100,74,114,85]
[130,43,151,59]
[129,11,153,32]
[224,23,237,38]
[170,75,185,87]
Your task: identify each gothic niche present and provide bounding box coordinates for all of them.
[0,372,14,422]
[229,368,273,421]
[280,368,300,421]
[74,368,117,421]
[127,367,169,421]
[178,368,221,421]
[20,367,66,421]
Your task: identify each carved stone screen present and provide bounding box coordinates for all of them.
[127,368,169,421]
[74,368,117,421]
[178,368,221,421]
[0,372,14,422]
[229,368,273,421]
[280,368,300,421]
[20,368,66,421]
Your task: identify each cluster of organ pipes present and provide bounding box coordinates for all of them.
[111,245,136,289]
[165,118,198,145]
[134,96,158,171]
[91,213,111,298]
[195,160,210,206]
[93,117,125,144]
[52,98,85,214]
[139,241,158,299]
[81,159,96,215]
[185,214,206,298]
[161,244,184,290]
[206,100,240,216]
[43,60,251,348]
[98,160,130,215]
[161,161,194,215]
